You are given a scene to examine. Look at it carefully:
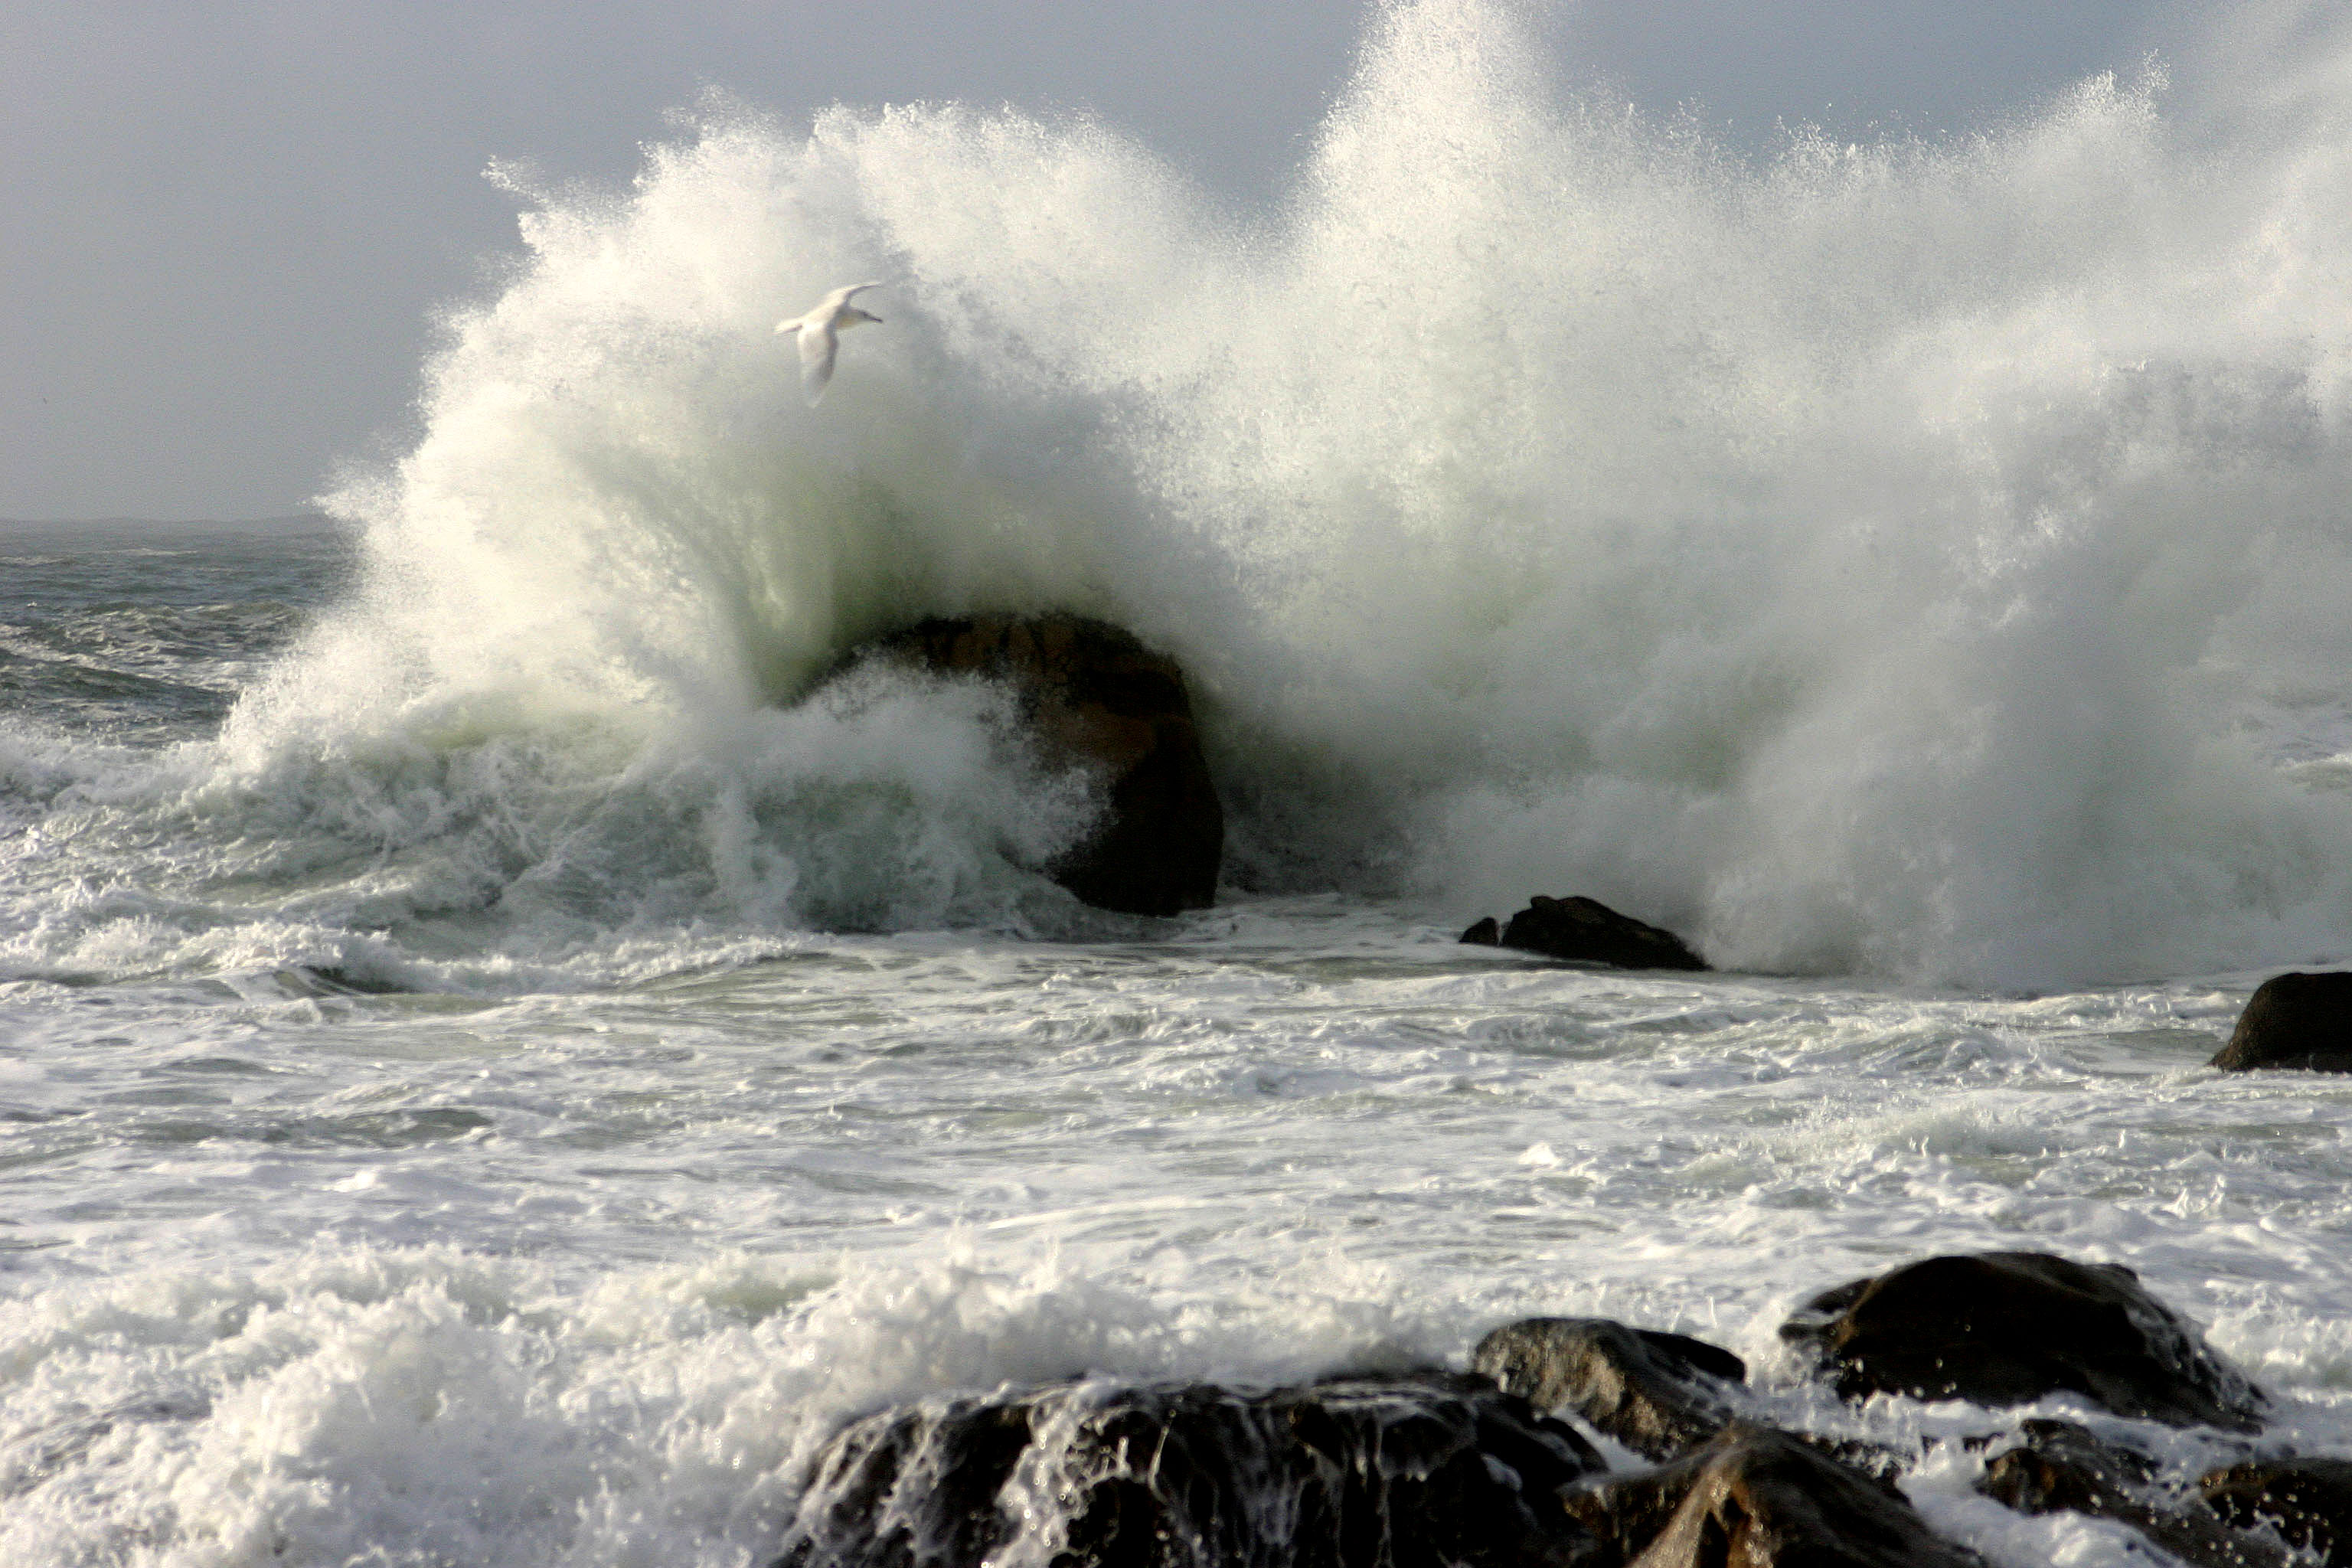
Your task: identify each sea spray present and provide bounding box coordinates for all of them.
[15,0,2352,988]
[24,13,2352,1563]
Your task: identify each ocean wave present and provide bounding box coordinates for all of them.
[15,0,2352,985]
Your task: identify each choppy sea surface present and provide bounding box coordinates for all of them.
[14,3,2352,1561]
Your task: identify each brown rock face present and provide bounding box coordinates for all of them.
[1563,1422,1986,1568]
[1472,1317,1746,1462]
[1980,1420,2292,1568]
[2201,1458,2352,1566]
[2210,972,2352,1073]
[1779,1251,2266,1432]
[842,614,1222,916]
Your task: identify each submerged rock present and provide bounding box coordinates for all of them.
[2210,972,2352,1073]
[1459,894,1707,970]
[771,1370,1609,1568]
[2201,1457,2352,1566]
[1563,1421,1985,1568]
[1980,1419,2291,1568]
[1472,1316,1746,1462]
[1780,1251,2266,1432]
[829,614,1222,916]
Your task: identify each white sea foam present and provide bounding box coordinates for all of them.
[5,905,2352,1564]
[87,0,2333,988]
[14,11,2352,1552]
[0,1243,1451,1566]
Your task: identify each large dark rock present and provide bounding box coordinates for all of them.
[1980,1419,2291,1568]
[2201,1458,2352,1565]
[835,614,1222,916]
[771,1370,1609,1568]
[2210,972,2352,1073]
[1464,895,1708,971]
[1780,1251,2265,1432]
[1562,1421,1985,1568]
[1472,1317,1746,1462]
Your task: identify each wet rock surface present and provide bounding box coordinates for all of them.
[2201,1457,2352,1565]
[1779,1250,2267,1431]
[1472,1317,1746,1462]
[830,613,1222,916]
[769,1370,1609,1568]
[2210,971,2352,1073]
[770,1250,2307,1568]
[1458,895,1708,970]
[1562,1422,1986,1568]
[1979,1419,2292,1568]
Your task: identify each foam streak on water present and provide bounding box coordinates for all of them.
[7,913,2352,1566]
[8,2,2352,1562]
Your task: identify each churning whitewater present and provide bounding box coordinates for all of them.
[9,2,2352,1564]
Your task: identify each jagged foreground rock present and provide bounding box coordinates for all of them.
[1979,1419,2292,1568]
[1563,1423,1988,1568]
[769,1250,2295,1568]
[1472,1317,1746,1462]
[820,614,1222,916]
[769,1372,1609,1568]
[2201,1458,2352,1566]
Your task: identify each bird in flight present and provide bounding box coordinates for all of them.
[777,283,884,405]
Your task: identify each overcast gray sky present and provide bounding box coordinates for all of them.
[4,1,2186,521]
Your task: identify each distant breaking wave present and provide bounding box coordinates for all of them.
[28,0,2352,986]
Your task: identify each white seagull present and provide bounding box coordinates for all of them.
[777,283,884,405]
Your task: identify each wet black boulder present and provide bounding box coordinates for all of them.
[770,1370,1609,1568]
[2201,1457,2352,1565]
[1458,894,1707,970]
[1472,1316,1746,1462]
[1980,1419,2291,1568]
[1780,1250,2266,1431]
[2210,972,2352,1073]
[1563,1421,1986,1568]
[829,614,1222,916]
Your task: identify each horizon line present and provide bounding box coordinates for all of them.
[0,511,337,528]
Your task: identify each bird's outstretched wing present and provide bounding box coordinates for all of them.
[821,281,885,312]
[799,326,838,405]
